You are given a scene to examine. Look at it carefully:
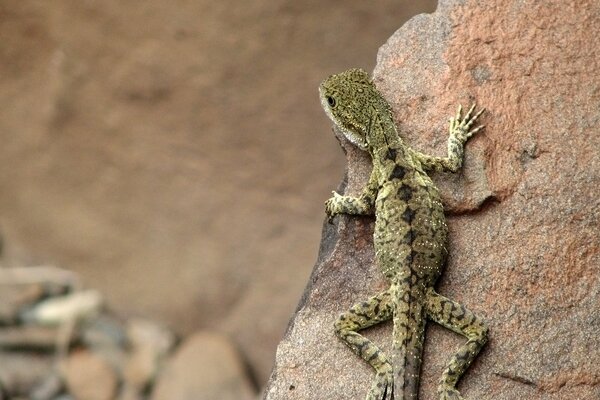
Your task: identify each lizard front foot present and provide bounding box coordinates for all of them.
[366,369,394,400]
[449,104,485,143]
[324,191,345,223]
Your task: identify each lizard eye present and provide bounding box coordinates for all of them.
[327,96,336,107]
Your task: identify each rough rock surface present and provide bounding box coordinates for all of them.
[151,331,255,400]
[264,1,600,399]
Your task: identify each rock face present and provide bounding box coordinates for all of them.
[151,332,255,400]
[264,1,600,399]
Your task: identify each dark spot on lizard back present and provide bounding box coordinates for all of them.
[385,148,397,161]
[402,207,416,223]
[402,230,415,245]
[389,165,406,180]
[397,184,413,201]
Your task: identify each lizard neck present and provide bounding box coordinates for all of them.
[366,112,404,161]
[367,132,405,168]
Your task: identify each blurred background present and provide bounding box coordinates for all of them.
[0,0,436,397]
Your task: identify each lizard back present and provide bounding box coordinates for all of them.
[372,144,448,285]
[372,143,448,399]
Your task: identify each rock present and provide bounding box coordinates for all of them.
[30,373,64,400]
[123,318,175,391]
[126,318,175,356]
[264,1,600,399]
[0,266,79,324]
[80,315,128,375]
[61,350,118,400]
[151,331,255,400]
[81,315,128,350]
[123,346,157,394]
[0,266,79,294]
[0,285,45,325]
[0,325,74,351]
[115,384,141,400]
[52,396,74,400]
[0,352,54,398]
[22,290,103,326]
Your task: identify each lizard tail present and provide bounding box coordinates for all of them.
[391,279,427,400]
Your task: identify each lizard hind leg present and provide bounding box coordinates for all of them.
[425,288,489,400]
[334,288,395,400]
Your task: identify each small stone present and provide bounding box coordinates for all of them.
[123,346,156,392]
[0,266,80,324]
[0,352,53,398]
[82,315,128,350]
[30,373,63,400]
[0,325,73,351]
[80,315,128,374]
[21,290,103,326]
[0,285,45,324]
[123,318,175,391]
[116,384,141,400]
[150,331,255,400]
[126,318,174,354]
[61,350,118,400]
[52,396,74,400]
[0,266,79,294]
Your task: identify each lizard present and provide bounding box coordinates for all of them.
[320,68,489,400]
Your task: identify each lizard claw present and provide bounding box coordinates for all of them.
[451,104,485,142]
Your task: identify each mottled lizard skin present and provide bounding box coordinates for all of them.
[320,69,488,400]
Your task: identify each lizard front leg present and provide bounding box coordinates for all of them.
[325,169,379,222]
[411,104,485,173]
[325,191,373,222]
[425,287,489,400]
[334,288,395,400]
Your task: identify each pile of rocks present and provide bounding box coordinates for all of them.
[0,266,257,400]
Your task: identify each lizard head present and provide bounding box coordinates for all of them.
[319,68,391,151]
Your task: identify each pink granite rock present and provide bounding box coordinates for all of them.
[264,1,600,399]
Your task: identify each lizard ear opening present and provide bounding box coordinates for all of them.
[327,96,336,107]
